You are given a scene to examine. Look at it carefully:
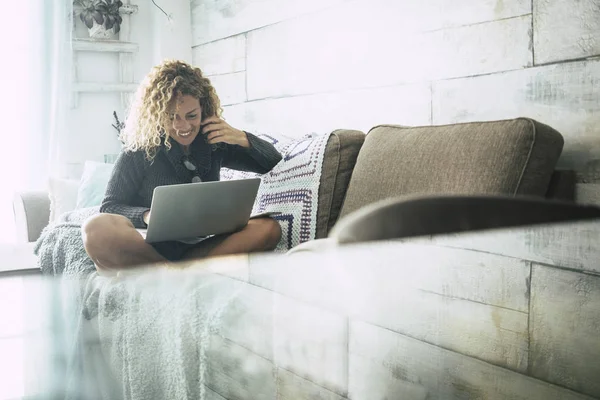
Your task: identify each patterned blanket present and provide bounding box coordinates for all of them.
[222,131,332,251]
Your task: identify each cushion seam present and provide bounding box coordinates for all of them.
[370,117,542,132]
[514,118,537,195]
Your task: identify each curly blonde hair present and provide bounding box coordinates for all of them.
[120,59,222,160]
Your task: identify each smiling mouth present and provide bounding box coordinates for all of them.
[177,130,192,137]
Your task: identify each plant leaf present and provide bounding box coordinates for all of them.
[114,22,120,34]
[92,11,104,25]
[105,16,114,30]
[83,13,94,29]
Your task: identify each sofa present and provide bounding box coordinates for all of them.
[14,117,572,252]
[13,117,600,399]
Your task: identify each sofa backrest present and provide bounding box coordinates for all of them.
[338,118,565,219]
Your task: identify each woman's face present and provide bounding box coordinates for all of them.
[167,94,203,147]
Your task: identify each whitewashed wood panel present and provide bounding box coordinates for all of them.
[352,0,531,33]
[427,220,600,275]
[577,159,600,183]
[252,243,530,313]
[534,0,600,64]
[191,0,530,45]
[207,72,246,106]
[349,321,595,400]
[210,278,274,360]
[362,244,531,313]
[273,294,348,396]
[576,183,600,205]
[355,282,530,372]
[192,35,246,75]
[191,0,347,46]
[432,59,600,171]
[277,368,349,400]
[348,353,430,400]
[205,334,276,400]
[247,13,531,99]
[530,264,600,398]
[204,387,227,400]
[252,243,530,371]
[222,83,431,139]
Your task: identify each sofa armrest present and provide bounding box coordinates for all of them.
[13,191,50,243]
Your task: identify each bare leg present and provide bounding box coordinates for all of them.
[182,217,281,260]
[82,213,167,273]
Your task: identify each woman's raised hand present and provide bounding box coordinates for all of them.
[201,116,250,148]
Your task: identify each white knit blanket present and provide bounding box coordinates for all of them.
[222,131,332,251]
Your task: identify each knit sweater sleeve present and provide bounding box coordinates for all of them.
[100,150,150,228]
[222,132,283,174]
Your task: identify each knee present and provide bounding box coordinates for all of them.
[82,213,131,252]
[256,217,281,250]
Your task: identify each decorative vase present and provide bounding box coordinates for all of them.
[88,21,115,40]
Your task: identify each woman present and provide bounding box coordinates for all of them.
[82,60,282,273]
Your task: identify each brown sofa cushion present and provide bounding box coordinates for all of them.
[339,118,564,219]
[316,129,365,238]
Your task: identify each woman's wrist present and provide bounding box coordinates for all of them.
[237,130,250,148]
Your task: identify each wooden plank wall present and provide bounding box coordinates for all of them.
[189,243,599,399]
[191,0,600,172]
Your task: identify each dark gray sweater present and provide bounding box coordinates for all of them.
[100,132,282,228]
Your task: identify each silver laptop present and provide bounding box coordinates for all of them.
[143,178,262,243]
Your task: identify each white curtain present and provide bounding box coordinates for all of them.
[43,0,74,181]
[0,0,72,243]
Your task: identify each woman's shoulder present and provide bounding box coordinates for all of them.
[120,146,160,160]
[114,148,155,170]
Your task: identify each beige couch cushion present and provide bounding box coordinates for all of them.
[316,129,365,238]
[339,118,564,218]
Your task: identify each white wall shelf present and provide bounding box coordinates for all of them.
[115,3,138,14]
[73,39,138,53]
[73,3,138,16]
[71,0,139,108]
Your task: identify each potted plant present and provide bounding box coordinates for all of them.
[111,111,125,139]
[75,0,123,40]
[105,111,125,163]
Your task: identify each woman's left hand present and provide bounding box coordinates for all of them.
[201,116,250,148]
